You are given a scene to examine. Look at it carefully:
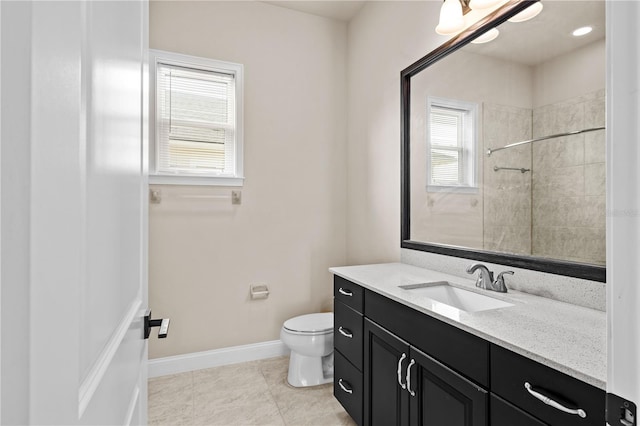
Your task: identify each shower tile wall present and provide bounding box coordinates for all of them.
[483,103,532,255]
[531,90,606,265]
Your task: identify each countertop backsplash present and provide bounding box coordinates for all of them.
[401,248,606,312]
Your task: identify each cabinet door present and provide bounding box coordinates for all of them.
[408,346,488,426]
[364,319,410,426]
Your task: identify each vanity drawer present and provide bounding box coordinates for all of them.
[334,300,363,371]
[491,393,548,426]
[334,276,364,313]
[365,288,489,387]
[491,345,605,426]
[334,350,363,426]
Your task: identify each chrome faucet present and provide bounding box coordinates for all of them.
[466,263,494,290]
[466,263,513,293]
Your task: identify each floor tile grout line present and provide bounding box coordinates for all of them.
[191,371,195,425]
[259,357,289,425]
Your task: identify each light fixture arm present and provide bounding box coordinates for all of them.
[458,0,472,15]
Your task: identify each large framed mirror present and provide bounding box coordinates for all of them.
[401,0,606,282]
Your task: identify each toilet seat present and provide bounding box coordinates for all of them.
[283,313,333,334]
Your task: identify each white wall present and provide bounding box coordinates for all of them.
[1,2,31,423]
[148,1,347,359]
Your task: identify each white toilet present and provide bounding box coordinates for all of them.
[280,312,334,387]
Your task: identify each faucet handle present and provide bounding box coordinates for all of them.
[466,263,494,289]
[493,270,514,293]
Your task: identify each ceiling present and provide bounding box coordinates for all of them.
[262,0,367,21]
[258,1,605,66]
[463,1,605,66]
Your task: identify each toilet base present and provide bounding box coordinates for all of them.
[287,351,334,387]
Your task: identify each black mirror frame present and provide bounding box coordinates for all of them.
[400,0,606,283]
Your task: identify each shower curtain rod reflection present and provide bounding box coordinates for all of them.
[486,126,605,156]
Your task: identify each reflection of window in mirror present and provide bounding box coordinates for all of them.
[426,97,478,193]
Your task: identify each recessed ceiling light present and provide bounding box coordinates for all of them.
[572,26,593,37]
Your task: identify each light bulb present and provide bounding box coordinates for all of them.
[508,2,543,23]
[471,28,499,44]
[436,0,465,35]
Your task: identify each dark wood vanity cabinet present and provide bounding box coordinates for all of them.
[364,319,487,426]
[490,394,547,426]
[333,276,605,426]
[334,276,365,425]
[491,345,605,426]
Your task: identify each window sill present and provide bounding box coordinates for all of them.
[427,185,479,194]
[149,174,244,187]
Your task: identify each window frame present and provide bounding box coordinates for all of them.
[426,96,478,194]
[149,49,244,186]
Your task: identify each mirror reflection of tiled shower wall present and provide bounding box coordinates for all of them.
[531,90,606,265]
[482,90,606,265]
[483,103,532,255]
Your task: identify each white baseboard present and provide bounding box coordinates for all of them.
[148,340,290,378]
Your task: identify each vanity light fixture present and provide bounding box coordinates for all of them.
[435,0,467,35]
[471,28,500,44]
[469,0,503,10]
[508,1,543,22]
[572,26,593,37]
[436,0,543,42]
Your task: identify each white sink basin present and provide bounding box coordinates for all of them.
[399,282,514,313]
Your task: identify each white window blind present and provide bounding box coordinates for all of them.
[156,63,236,176]
[430,108,464,185]
[426,97,477,192]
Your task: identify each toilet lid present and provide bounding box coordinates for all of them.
[283,313,333,333]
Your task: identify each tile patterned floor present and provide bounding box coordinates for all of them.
[148,356,357,426]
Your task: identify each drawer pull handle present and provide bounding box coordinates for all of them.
[406,359,416,397]
[397,353,407,389]
[524,382,587,418]
[338,378,353,394]
[338,326,353,338]
[338,288,353,297]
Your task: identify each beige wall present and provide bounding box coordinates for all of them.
[346,1,447,264]
[149,1,347,359]
[533,39,606,108]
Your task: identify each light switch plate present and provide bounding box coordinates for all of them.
[232,190,241,205]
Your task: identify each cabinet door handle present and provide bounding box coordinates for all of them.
[338,326,353,338]
[397,353,407,389]
[338,378,353,394]
[524,382,587,418]
[338,287,353,297]
[406,359,416,397]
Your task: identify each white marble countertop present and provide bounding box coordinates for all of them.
[330,262,606,389]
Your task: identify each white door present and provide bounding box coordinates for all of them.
[607,1,640,425]
[24,1,149,424]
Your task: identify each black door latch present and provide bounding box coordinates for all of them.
[144,309,170,339]
[607,393,636,426]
